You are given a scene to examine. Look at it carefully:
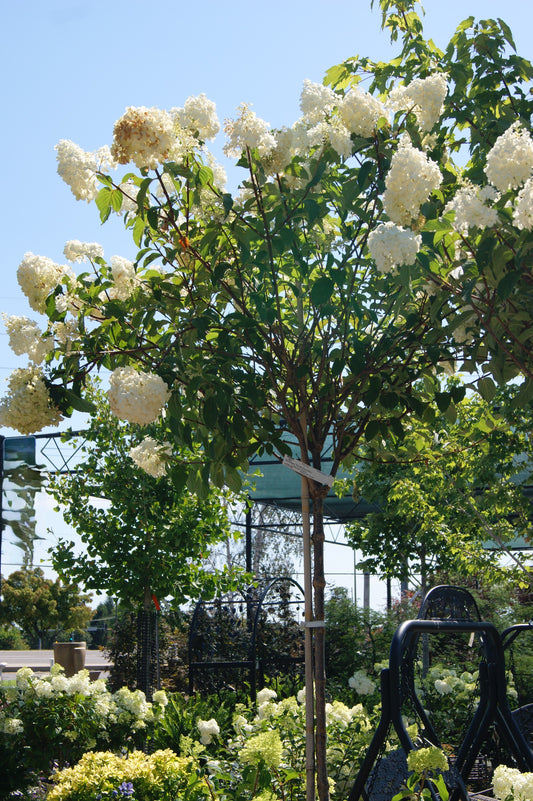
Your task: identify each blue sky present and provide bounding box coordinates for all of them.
[1,0,532,602]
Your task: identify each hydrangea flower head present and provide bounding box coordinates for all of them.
[239,729,283,769]
[2,315,53,364]
[17,252,75,314]
[383,137,442,225]
[56,139,115,201]
[445,183,499,233]
[389,73,448,131]
[0,366,63,434]
[223,103,276,158]
[174,93,220,141]
[108,367,170,425]
[197,717,220,744]
[340,86,387,138]
[485,123,533,192]
[112,106,175,169]
[367,221,421,273]
[129,437,172,478]
[407,746,449,775]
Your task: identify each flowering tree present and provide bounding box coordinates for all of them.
[2,2,533,797]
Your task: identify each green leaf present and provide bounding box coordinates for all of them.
[477,376,497,401]
[310,276,334,306]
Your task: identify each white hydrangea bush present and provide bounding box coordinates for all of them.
[0,664,168,776]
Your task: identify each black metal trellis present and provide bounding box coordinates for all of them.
[188,576,305,700]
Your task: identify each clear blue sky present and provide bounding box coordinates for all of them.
[0,1,531,602]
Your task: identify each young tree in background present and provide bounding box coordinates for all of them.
[0,567,92,649]
[48,383,243,611]
[345,384,533,590]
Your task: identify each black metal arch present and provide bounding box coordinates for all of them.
[188,576,305,700]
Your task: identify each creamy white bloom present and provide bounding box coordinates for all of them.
[52,319,80,350]
[0,366,63,434]
[513,177,533,230]
[107,256,138,301]
[367,221,421,273]
[388,73,448,132]
[493,765,533,801]
[485,123,533,191]
[174,93,220,140]
[445,184,499,233]
[3,315,53,364]
[307,118,353,159]
[340,86,387,138]
[17,252,75,314]
[55,139,115,202]
[152,690,168,707]
[434,679,454,695]
[256,687,277,705]
[325,700,355,729]
[112,106,175,169]
[224,104,277,158]
[129,436,172,478]
[197,717,220,744]
[300,79,338,124]
[108,366,170,425]
[63,240,104,263]
[1,717,23,735]
[383,137,442,225]
[348,669,376,695]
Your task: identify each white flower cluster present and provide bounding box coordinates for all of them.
[106,256,138,301]
[300,79,338,125]
[383,137,442,225]
[63,240,104,263]
[485,123,533,192]
[306,117,353,159]
[513,177,533,230]
[52,319,80,349]
[2,315,53,364]
[445,184,500,234]
[340,86,387,138]
[224,104,277,159]
[325,699,368,730]
[197,717,220,745]
[8,665,167,739]
[108,366,170,425]
[0,366,63,434]
[17,252,75,314]
[56,139,115,202]
[129,436,172,477]
[367,221,421,273]
[174,93,220,141]
[428,666,477,697]
[0,716,23,735]
[388,73,448,131]
[111,106,176,169]
[348,669,377,695]
[493,765,533,801]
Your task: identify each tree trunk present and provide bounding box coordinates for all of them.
[312,493,329,801]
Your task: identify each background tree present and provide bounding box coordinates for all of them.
[2,2,533,796]
[48,383,244,611]
[0,567,92,648]
[345,383,533,590]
